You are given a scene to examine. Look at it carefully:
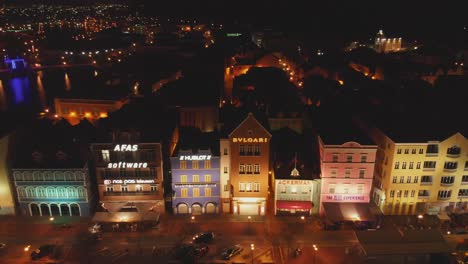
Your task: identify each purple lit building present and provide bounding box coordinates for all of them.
[171,149,220,214]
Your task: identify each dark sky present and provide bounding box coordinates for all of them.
[5,0,468,43]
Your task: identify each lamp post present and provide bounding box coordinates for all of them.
[250,243,255,264]
[313,244,318,264]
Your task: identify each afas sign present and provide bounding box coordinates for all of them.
[114,144,138,152]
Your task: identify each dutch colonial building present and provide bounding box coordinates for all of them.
[316,116,377,222]
[91,134,165,218]
[227,113,272,215]
[171,149,220,214]
[11,145,94,217]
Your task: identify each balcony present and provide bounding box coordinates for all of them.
[446,148,461,158]
[420,181,433,186]
[103,191,159,196]
[440,182,454,187]
[437,195,451,200]
[443,166,458,173]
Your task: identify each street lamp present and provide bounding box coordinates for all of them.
[300,216,305,220]
[250,243,255,264]
[313,244,318,264]
[24,245,31,252]
[49,217,54,221]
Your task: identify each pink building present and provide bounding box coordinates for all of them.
[318,124,377,221]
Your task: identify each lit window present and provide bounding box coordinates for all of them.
[205,188,211,197]
[180,175,187,183]
[204,175,211,182]
[181,188,188,198]
[193,188,199,197]
[192,175,199,183]
[101,150,110,162]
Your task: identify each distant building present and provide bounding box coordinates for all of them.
[54,98,129,125]
[11,145,94,217]
[178,106,218,133]
[171,149,220,214]
[0,134,15,215]
[227,113,272,215]
[374,30,402,53]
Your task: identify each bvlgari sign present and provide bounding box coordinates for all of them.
[232,137,268,143]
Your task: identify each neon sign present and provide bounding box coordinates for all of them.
[232,137,268,143]
[179,155,211,161]
[107,162,148,168]
[104,179,155,185]
[114,144,138,151]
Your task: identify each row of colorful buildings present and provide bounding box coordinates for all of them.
[1,109,467,225]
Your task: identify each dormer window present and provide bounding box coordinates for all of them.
[32,151,43,163]
[447,145,461,156]
[426,143,439,155]
[56,151,67,160]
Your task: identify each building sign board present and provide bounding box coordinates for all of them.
[104,179,155,185]
[113,144,138,151]
[322,194,366,202]
[277,180,311,185]
[232,137,268,143]
[179,155,211,161]
[107,162,148,168]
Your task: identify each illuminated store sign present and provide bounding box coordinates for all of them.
[107,162,148,168]
[104,179,155,185]
[179,155,211,161]
[323,194,366,202]
[114,144,138,151]
[232,137,268,143]
[277,180,311,185]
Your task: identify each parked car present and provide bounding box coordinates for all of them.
[191,245,209,258]
[30,244,55,260]
[221,244,243,260]
[192,232,215,244]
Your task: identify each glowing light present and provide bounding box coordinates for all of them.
[69,112,76,117]
[99,112,108,118]
[24,245,31,252]
[49,217,54,221]
[418,214,423,219]
[338,80,344,85]
[85,112,91,117]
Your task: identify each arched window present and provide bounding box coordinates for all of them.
[26,187,35,198]
[13,171,23,181]
[65,171,74,181]
[30,204,40,216]
[23,171,33,181]
[47,187,56,198]
[58,187,66,198]
[67,187,77,198]
[54,171,64,181]
[70,204,81,216]
[36,187,46,198]
[77,187,86,198]
[17,187,26,198]
[74,171,84,181]
[40,204,50,216]
[60,204,70,216]
[33,171,43,181]
[44,171,53,181]
[50,204,60,216]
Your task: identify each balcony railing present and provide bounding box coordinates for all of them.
[440,182,454,187]
[418,194,430,199]
[103,191,159,196]
[443,167,457,172]
[420,181,433,186]
[437,196,451,200]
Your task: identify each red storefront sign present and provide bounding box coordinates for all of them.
[276,200,313,210]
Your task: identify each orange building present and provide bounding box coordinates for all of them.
[227,113,272,215]
[54,98,129,125]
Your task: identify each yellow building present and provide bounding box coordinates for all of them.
[368,128,468,215]
[0,134,16,215]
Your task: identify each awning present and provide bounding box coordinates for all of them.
[322,202,375,222]
[276,200,313,210]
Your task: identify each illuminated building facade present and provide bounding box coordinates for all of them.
[369,131,468,215]
[54,98,129,125]
[319,139,377,217]
[274,165,320,215]
[374,29,402,53]
[91,138,165,216]
[11,147,94,217]
[0,134,16,215]
[171,150,220,214]
[228,113,271,215]
[220,138,231,213]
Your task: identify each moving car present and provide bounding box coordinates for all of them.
[221,244,243,260]
[192,232,215,244]
[30,244,55,260]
